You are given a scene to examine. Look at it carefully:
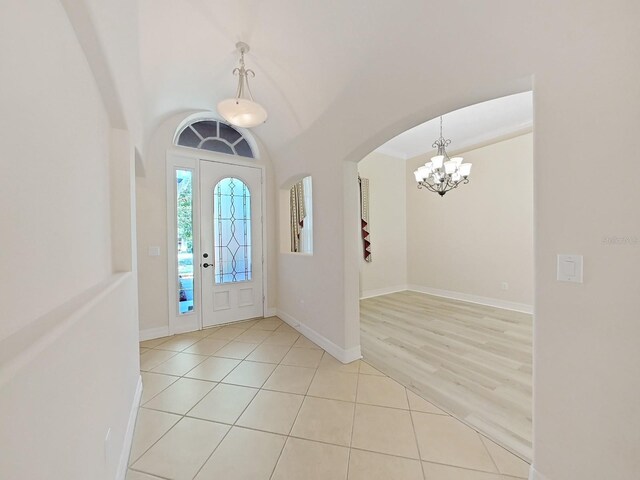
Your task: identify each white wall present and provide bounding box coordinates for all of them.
[0,0,111,341]
[136,112,278,336]
[275,2,637,478]
[276,156,362,361]
[406,133,533,309]
[0,275,140,480]
[357,152,407,298]
[531,3,640,479]
[0,1,140,478]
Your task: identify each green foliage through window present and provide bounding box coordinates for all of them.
[177,170,193,253]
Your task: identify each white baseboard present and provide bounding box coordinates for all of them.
[406,285,533,314]
[529,465,550,480]
[360,284,408,300]
[116,375,142,480]
[277,309,362,364]
[264,307,277,317]
[139,326,170,341]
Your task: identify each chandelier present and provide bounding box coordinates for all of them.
[413,116,472,196]
[217,42,268,128]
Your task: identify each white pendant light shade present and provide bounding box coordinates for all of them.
[431,155,444,168]
[217,42,267,129]
[417,166,431,180]
[217,98,268,128]
[451,157,463,166]
[444,160,456,174]
[413,170,423,182]
[459,163,472,177]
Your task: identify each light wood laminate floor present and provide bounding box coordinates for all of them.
[360,291,532,461]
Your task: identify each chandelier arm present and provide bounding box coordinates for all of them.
[234,70,244,99]
[419,181,439,194]
[243,69,256,101]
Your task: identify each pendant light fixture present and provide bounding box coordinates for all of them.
[217,42,268,128]
[413,116,472,196]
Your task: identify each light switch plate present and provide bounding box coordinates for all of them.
[148,246,160,257]
[557,254,583,283]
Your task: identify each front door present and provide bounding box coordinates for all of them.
[199,160,263,326]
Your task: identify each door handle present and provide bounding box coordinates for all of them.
[202,263,213,268]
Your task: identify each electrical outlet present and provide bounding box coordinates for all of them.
[501,282,509,291]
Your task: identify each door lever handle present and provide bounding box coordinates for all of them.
[202,263,213,268]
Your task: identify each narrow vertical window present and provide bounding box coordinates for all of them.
[176,169,194,314]
[213,177,252,283]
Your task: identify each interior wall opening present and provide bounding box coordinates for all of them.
[355,92,534,462]
[279,175,314,255]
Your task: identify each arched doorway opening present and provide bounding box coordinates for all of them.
[346,92,534,463]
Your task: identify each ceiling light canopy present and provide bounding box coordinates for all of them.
[414,116,472,196]
[217,42,267,129]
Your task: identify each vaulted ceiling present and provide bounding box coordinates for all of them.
[140,0,536,164]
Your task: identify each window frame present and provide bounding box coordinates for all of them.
[174,119,255,158]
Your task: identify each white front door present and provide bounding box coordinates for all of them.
[199,160,263,326]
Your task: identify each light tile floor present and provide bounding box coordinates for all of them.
[129,317,530,480]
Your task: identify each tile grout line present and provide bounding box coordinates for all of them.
[133,320,275,474]
[478,433,502,475]
[139,321,528,479]
[138,373,181,406]
[128,409,184,472]
[406,387,428,480]
[345,360,362,480]
[130,355,221,468]
[141,321,462,479]
[135,319,286,479]
[189,421,234,479]
[127,466,171,480]
[420,458,529,478]
[266,348,326,480]
[135,336,226,464]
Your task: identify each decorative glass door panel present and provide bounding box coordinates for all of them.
[214,177,252,284]
[200,161,263,326]
[176,169,195,315]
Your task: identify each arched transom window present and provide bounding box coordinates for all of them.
[176,120,254,158]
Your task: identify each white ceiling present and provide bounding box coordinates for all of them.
[139,1,535,160]
[374,91,533,159]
